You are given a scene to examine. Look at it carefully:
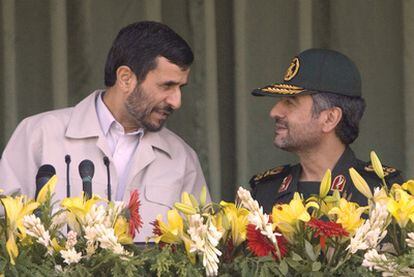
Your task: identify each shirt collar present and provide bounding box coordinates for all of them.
[96,91,116,136]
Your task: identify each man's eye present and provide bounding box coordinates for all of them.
[160,84,172,90]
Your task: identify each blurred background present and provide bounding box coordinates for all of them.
[1,0,413,201]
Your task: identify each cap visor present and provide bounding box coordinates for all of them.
[251,83,306,97]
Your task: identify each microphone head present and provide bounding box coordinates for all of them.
[65,154,71,164]
[35,164,56,199]
[36,164,56,180]
[78,159,95,179]
[103,156,110,166]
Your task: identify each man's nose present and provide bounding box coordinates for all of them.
[166,89,182,110]
[269,101,284,119]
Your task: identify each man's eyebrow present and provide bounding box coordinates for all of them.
[161,80,179,86]
[160,80,188,87]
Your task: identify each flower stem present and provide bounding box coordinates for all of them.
[391,221,401,255]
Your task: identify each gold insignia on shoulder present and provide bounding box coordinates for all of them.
[269,166,284,175]
[253,166,284,182]
[364,164,397,177]
[284,57,300,81]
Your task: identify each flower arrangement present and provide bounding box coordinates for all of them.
[1,151,414,276]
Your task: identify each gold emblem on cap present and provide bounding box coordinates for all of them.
[284,57,300,81]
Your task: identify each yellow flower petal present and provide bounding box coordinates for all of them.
[402,180,414,195]
[370,151,385,179]
[6,236,18,265]
[36,175,57,204]
[328,198,366,235]
[387,189,414,228]
[349,168,373,199]
[319,169,331,198]
[200,185,207,206]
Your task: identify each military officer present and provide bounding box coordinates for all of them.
[249,48,402,214]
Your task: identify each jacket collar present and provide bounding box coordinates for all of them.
[65,90,173,159]
[331,146,357,177]
[66,90,103,139]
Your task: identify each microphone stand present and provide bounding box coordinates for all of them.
[103,156,111,201]
[65,155,71,233]
[65,155,71,197]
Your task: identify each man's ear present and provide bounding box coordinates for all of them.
[321,107,342,133]
[115,66,137,93]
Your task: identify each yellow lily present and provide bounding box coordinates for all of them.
[319,190,341,216]
[60,193,101,232]
[152,209,195,263]
[51,238,64,252]
[272,192,319,241]
[36,175,57,204]
[319,169,331,198]
[174,192,199,215]
[200,185,207,206]
[61,193,101,220]
[370,151,385,179]
[373,187,390,206]
[6,236,18,265]
[114,216,133,244]
[402,180,414,196]
[153,209,185,244]
[0,195,39,264]
[349,168,373,199]
[387,188,414,228]
[220,201,249,247]
[328,198,366,235]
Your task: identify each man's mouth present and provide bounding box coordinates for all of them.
[274,123,288,133]
[153,107,173,119]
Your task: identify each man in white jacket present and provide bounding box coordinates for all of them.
[0,21,210,241]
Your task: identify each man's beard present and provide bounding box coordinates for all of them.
[273,118,321,152]
[125,85,174,132]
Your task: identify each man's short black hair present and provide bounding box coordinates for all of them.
[311,92,366,145]
[104,21,194,87]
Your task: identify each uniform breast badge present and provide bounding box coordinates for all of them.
[278,174,292,193]
[331,175,346,192]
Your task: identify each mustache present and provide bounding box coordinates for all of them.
[274,117,288,128]
[153,105,174,115]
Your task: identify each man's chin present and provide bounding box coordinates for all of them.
[273,138,291,151]
[143,120,165,132]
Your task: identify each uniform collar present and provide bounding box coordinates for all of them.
[331,146,358,177]
[276,147,357,200]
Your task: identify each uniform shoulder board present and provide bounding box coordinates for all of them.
[250,165,287,184]
[363,163,398,177]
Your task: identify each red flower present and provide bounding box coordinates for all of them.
[151,220,162,236]
[128,189,143,238]
[307,218,349,238]
[307,218,349,251]
[246,224,288,260]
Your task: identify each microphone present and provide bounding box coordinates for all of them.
[35,164,56,199]
[103,156,111,201]
[65,155,71,197]
[78,159,94,200]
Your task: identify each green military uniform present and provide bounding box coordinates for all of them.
[249,48,403,214]
[250,147,402,214]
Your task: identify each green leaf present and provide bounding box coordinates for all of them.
[305,240,317,261]
[279,259,289,275]
[291,251,303,261]
[312,261,322,271]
